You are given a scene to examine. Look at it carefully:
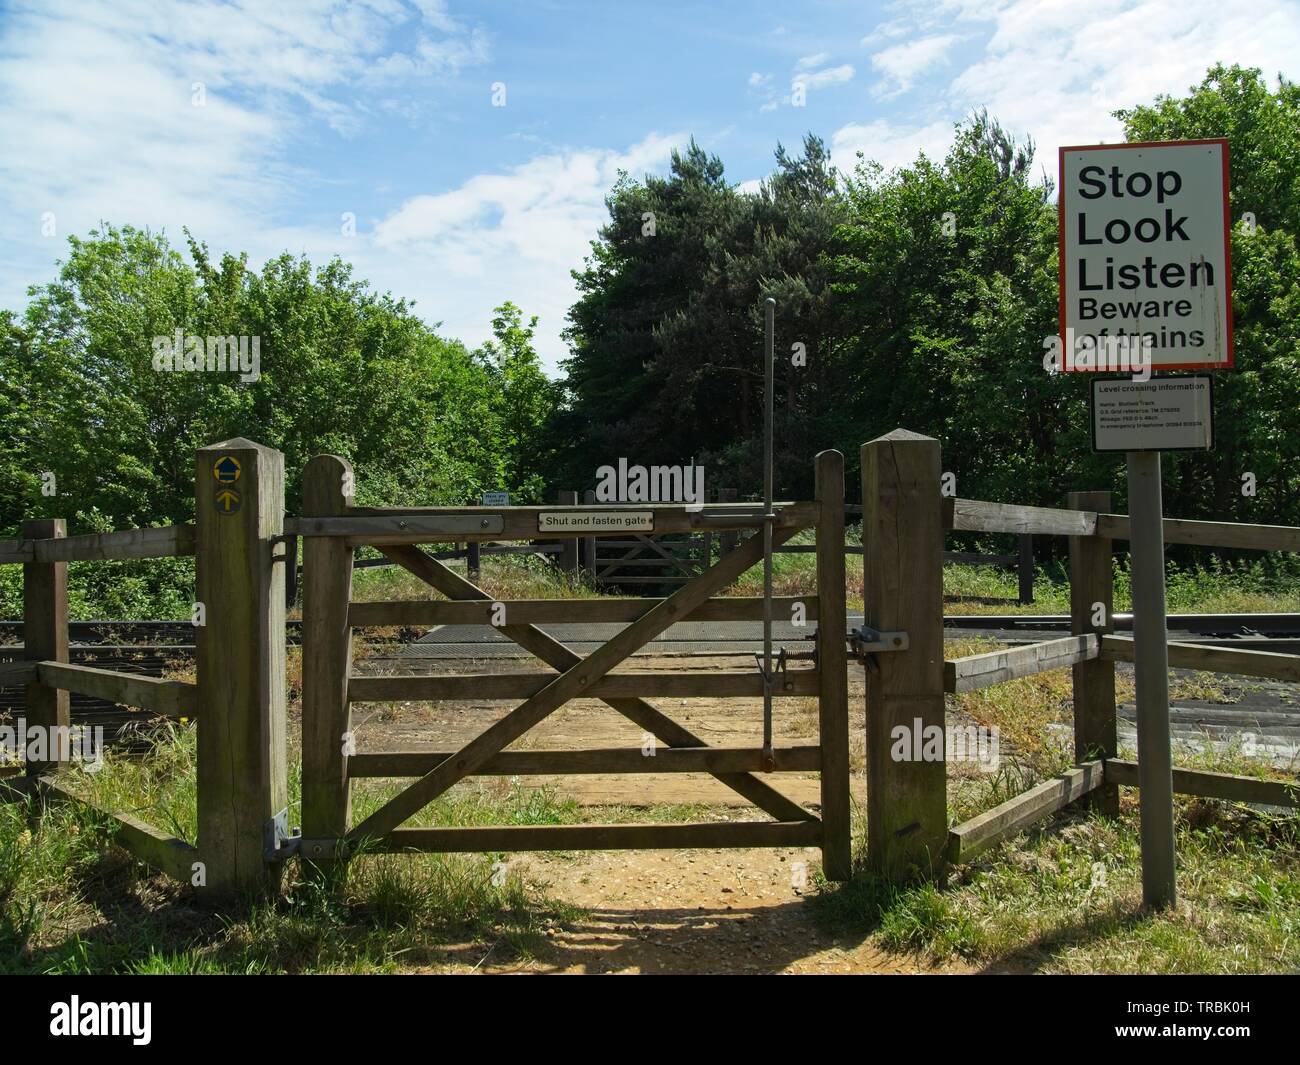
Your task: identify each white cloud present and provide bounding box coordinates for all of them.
[796,52,830,71]
[860,18,910,48]
[830,119,955,176]
[870,34,959,95]
[0,0,503,345]
[834,0,1300,183]
[793,64,855,92]
[939,0,1300,167]
[366,132,686,368]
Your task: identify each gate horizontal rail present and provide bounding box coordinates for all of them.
[348,669,819,701]
[322,820,824,855]
[347,595,817,627]
[289,501,818,543]
[347,745,823,777]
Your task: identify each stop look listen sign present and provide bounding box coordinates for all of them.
[1059,139,1232,372]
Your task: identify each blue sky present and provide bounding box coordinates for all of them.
[2,0,1298,372]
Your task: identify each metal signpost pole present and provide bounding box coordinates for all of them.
[761,297,775,770]
[1127,448,1178,909]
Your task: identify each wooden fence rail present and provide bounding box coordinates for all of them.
[0,524,195,564]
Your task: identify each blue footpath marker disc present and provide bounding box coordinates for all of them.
[213,455,242,484]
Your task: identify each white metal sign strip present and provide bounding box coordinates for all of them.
[538,511,654,533]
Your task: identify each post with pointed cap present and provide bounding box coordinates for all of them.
[862,429,947,881]
[195,437,287,899]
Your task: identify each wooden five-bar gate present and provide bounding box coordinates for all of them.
[296,448,851,879]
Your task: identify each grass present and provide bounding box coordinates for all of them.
[349,550,602,605]
[810,788,1300,974]
[4,723,1298,973]
[0,729,584,974]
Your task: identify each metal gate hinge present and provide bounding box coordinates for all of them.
[264,808,301,861]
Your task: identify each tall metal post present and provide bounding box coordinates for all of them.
[761,297,775,769]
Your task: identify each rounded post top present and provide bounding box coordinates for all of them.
[303,454,355,514]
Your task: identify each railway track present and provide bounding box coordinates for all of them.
[2,613,1297,754]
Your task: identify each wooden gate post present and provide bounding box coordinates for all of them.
[1069,490,1119,815]
[815,451,851,880]
[194,438,287,898]
[861,430,946,881]
[301,455,356,870]
[23,519,69,776]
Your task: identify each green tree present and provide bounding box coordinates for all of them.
[561,135,846,497]
[2,225,510,534]
[473,301,558,502]
[831,113,1067,505]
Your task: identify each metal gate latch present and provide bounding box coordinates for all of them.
[754,646,793,691]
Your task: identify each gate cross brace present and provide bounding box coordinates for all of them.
[634,533,698,576]
[346,525,810,843]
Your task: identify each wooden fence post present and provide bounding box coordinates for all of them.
[557,490,578,575]
[862,430,946,880]
[1017,534,1035,605]
[301,455,356,869]
[23,518,69,776]
[194,438,287,898]
[1069,490,1119,816]
[815,451,851,880]
[466,540,481,581]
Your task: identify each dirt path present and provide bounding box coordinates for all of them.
[425,847,971,974]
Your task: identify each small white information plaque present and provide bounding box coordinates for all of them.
[1091,376,1214,453]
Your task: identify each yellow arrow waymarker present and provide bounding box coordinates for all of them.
[215,488,242,514]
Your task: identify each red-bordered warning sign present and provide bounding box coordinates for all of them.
[1058,139,1233,372]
